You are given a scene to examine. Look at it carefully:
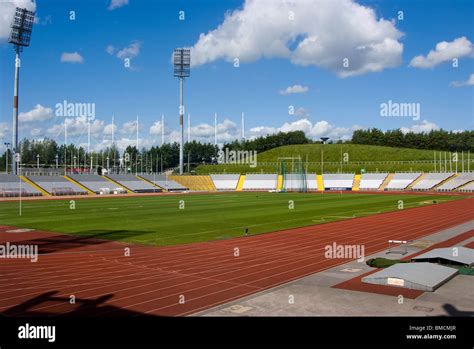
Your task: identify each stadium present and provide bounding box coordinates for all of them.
[1,142,473,317]
[0,0,473,346]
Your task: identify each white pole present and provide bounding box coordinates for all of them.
[11,50,20,175]
[87,119,90,153]
[462,151,464,172]
[214,112,217,146]
[136,114,139,149]
[161,114,164,146]
[455,152,458,173]
[434,151,436,172]
[179,78,184,174]
[241,112,245,140]
[111,115,115,146]
[64,119,67,175]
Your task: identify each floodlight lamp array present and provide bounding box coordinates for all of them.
[173,48,191,78]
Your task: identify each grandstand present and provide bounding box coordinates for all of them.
[411,172,454,191]
[210,174,241,191]
[458,181,474,192]
[359,173,388,190]
[68,174,126,194]
[106,174,159,193]
[322,173,354,190]
[26,175,87,196]
[169,175,216,191]
[436,172,474,191]
[384,173,421,191]
[139,174,187,191]
[2,171,472,196]
[242,173,278,191]
[0,175,42,197]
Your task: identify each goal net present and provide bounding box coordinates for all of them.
[278,157,308,193]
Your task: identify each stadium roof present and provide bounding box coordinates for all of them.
[362,262,458,291]
[411,247,474,267]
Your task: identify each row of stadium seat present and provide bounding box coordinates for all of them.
[0,175,42,197]
[1,172,472,197]
[209,172,474,192]
[0,174,188,196]
[25,175,88,196]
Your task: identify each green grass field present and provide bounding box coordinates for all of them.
[196,144,473,174]
[0,192,463,246]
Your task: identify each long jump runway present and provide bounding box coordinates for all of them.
[0,198,473,317]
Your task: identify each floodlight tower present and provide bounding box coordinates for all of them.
[9,7,35,175]
[173,48,190,174]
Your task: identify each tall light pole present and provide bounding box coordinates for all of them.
[9,7,35,175]
[173,48,190,175]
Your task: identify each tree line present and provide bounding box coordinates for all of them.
[351,129,473,152]
[0,138,218,172]
[1,128,472,172]
[224,131,311,152]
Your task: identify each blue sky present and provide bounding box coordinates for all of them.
[0,0,473,151]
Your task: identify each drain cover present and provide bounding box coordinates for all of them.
[223,305,253,314]
[340,268,362,273]
[413,306,434,312]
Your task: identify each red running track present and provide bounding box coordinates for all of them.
[0,198,473,317]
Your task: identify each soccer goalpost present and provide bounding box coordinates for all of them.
[277,156,308,193]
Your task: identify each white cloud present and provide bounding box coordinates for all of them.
[94,137,153,152]
[0,122,9,152]
[30,128,42,136]
[294,107,310,118]
[280,84,309,95]
[450,73,474,87]
[108,0,129,11]
[106,45,115,55]
[189,0,403,77]
[248,126,278,137]
[60,52,84,64]
[120,120,141,135]
[115,41,142,60]
[47,116,104,137]
[19,104,54,123]
[0,122,9,139]
[103,123,117,136]
[149,121,168,135]
[400,120,440,134]
[185,118,239,143]
[107,41,142,70]
[409,37,474,69]
[249,118,361,140]
[0,0,36,42]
